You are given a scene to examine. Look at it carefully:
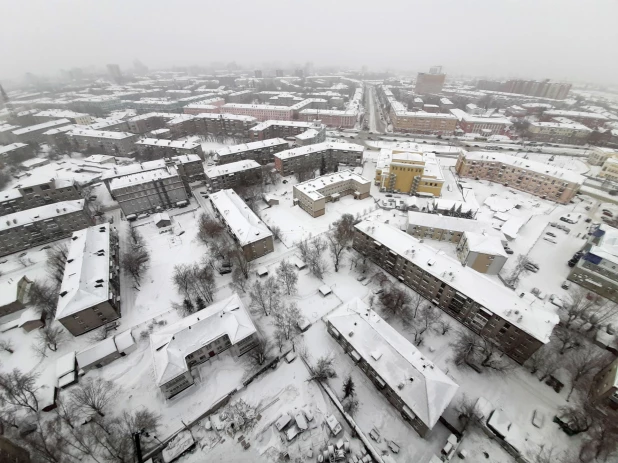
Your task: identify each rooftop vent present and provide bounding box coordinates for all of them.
[60,291,68,297]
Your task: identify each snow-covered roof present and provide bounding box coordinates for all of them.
[109,166,178,190]
[355,221,559,343]
[249,120,315,132]
[205,160,260,179]
[463,231,507,257]
[35,109,89,119]
[543,109,609,121]
[295,129,319,140]
[101,155,199,181]
[114,330,135,353]
[407,212,505,241]
[154,212,171,225]
[12,119,72,135]
[42,124,77,135]
[294,170,370,201]
[192,113,257,122]
[136,138,201,149]
[128,112,179,122]
[327,298,458,429]
[56,351,76,378]
[529,119,591,131]
[223,103,291,111]
[0,143,29,155]
[0,199,85,232]
[56,224,112,320]
[216,138,288,157]
[209,189,272,246]
[299,109,358,116]
[183,98,225,108]
[150,293,256,386]
[275,142,364,160]
[450,109,511,125]
[69,128,136,140]
[76,337,117,368]
[462,151,585,185]
[588,224,618,264]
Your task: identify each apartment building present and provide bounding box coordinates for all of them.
[274,142,364,176]
[151,293,258,399]
[298,109,357,128]
[101,155,204,194]
[599,157,618,182]
[33,109,93,125]
[127,112,177,134]
[165,114,196,138]
[591,357,618,410]
[326,298,458,437]
[375,149,444,197]
[353,221,558,364]
[55,224,120,336]
[568,224,618,303]
[541,110,608,128]
[216,138,289,165]
[0,143,34,163]
[293,170,371,217]
[227,90,253,104]
[44,125,76,153]
[109,166,189,217]
[84,118,129,132]
[221,103,292,122]
[12,119,72,144]
[70,95,121,116]
[455,151,584,204]
[456,231,507,275]
[527,118,592,145]
[0,274,33,319]
[209,189,274,261]
[415,72,446,94]
[406,211,506,244]
[478,79,572,100]
[588,147,618,166]
[248,120,325,143]
[69,128,138,157]
[182,98,226,115]
[0,199,93,257]
[193,113,257,138]
[450,110,512,136]
[0,178,81,216]
[392,111,457,135]
[0,124,20,144]
[135,138,204,160]
[205,160,262,193]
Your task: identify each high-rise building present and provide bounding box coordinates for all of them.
[275,69,284,77]
[106,64,123,84]
[254,70,263,78]
[415,68,446,94]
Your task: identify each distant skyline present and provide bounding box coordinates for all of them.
[1,0,617,86]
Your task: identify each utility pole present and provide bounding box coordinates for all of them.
[133,430,144,463]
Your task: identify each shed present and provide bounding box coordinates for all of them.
[275,414,293,431]
[263,194,279,206]
[76,337,121,372]
[114,330,136,355]
[290,256,306,270]
[297,317,311,332]
[154,212,171,228]
[295,412,308,430]
[40,385,58,412]
[256,266,268,277]
[58,372,77,389]
[18,307,45,332]
[318,285,332,297]
[56,351,76,379]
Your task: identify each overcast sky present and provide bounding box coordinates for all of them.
[1,0,617,85]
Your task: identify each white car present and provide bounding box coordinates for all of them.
[543,237,557,244]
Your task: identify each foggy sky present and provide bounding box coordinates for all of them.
[1,0,617,84]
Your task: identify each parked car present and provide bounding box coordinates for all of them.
[217,266,232,275]
[549,294,564,308]
[585,218,592,223]
[549,222,558,227]
[546,232,557,238]
[561,281,571,290]
[543,237,557,244]
[505,248,514,255]
[603,211,613,217]
[525,264,539,273]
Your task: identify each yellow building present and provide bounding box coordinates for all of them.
[599,157,618,182]
[375,149,444,196]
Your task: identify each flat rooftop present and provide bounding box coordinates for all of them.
[275,141,364,160]
[69,128,136,140]
[356,221,559,343]
[0,199,85,232]
[216,138,288,156]
[136,138,201,149]
[294,170,370,200]
[205,160,261,178]
[407,212,505,241]
[13,119,72,135]
[109,166,178,190]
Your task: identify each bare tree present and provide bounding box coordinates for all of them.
[526,345,555,376]
[272,302,301,340]
[451,331,512,373]
[538,351,562,382]
[435,320,452,336]
[580,412,618,462]
[564,347,609,401]
[232,249,251,279]
[273,327,286,352]
[307,355,337,383]
[409,291,425,319]
[342,375,355,399]
[28,280,59,317]
[0,339,15,354]
[70,379,119,418]
[197,213,223,245]
[229,267,249,294]
[171,264,193,303]
[560,287,598,328]
[0,369,39,413]
[326,228,347,272]
[297,237,328,279]
[37,325,65,352]
[46,243,69,286]
[379,285,411,319]
[249,277,281,316]
[552,326,583,355]
[122,229,150,290]
[208,236,232,261]
[247,336,271,366]
[189,263,215,304]
[409,305,440,345]
[276,259,298,295]
[455,394,484,431]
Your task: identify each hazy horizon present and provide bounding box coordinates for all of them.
[1,0,617,86]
